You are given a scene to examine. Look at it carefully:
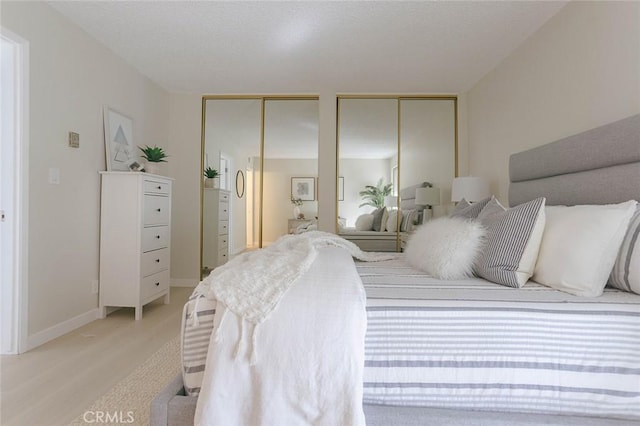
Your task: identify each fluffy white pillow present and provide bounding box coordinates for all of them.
[355,214,374,231]
[533,200,637,297]
[405,217,486,280]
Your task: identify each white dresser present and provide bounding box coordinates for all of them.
[202,188,230,275]
[98,172,173,320]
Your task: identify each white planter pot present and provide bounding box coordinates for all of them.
[204,178,214,188]
[145,162,161,175]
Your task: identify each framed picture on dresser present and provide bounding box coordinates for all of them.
[291,177,315,201]
[103,106,137,171]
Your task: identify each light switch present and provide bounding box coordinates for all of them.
[49,168,60,184]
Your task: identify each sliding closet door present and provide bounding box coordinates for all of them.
[261,98,319,246]
[399,98,456,219]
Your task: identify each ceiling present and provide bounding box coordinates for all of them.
[49,1,567,95]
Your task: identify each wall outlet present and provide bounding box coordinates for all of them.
[91,279,99,294]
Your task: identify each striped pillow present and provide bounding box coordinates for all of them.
[474,197,546,288]
[609,205,640,294]
[450,197,491,219]
[182,293,217,396]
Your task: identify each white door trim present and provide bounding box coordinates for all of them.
[1,27,29,354]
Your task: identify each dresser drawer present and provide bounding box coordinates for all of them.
[218,235,229,250]
[219,202,229,221]
[141,248,169,277]
[143,195,171,225]
[140,270,170,301]
[219,191,230,203]
[218,220,229,235]
[143,179,171,195]
[217,250,228,265]
[142,226,169,252]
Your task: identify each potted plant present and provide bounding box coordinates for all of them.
[139,145,168,175]
[359,178,393,209]
[204,167,219,188]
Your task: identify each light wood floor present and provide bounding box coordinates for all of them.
[0,287,192,426]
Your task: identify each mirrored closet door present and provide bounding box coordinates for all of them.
[201,96,319,279]
[337,98,399,251]
[201,98,262,278]
[337,96,457,252]
[262,98,319,246]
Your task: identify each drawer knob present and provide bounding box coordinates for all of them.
[155,282,160,286]
[156,235,161,239]
[155,259,160,263]
[157,186,162,190]
[156,208,161,212]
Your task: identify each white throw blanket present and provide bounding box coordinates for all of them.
[194,233,398,426]
[198,231,395,328]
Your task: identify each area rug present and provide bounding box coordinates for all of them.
[69,336,180,426]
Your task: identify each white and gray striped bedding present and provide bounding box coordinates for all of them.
[360,258,640,420]
[181,257,640,420]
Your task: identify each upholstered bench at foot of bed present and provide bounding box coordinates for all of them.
[151,374,639,426]
[150,374,196,426]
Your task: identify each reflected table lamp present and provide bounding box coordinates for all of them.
[451,177,490,203]
[415,187,441,223]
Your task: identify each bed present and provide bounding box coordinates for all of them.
[337,183,428,252]
[151,114,640,425]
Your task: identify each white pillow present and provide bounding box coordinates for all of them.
[386,209,401,232]
[533,200,637,297]
[405,217,486,280]
[355,214,374,231]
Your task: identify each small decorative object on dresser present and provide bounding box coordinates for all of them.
[98,172,174,320]
[291,196,303,219]
[139,145,168,175]
[202,189,230,276]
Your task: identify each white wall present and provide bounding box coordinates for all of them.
[166,94,201,285]
[466,1,640,204]
[262,159,318,245]
[1,2,170,339]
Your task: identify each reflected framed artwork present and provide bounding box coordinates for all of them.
[291,177,315,201]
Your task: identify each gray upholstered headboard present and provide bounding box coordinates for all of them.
[509,114,640,207]
[399,182,429,211]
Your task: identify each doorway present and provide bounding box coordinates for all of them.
[1,28,28,354]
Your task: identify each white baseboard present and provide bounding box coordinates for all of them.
[26,308,100,351]
[171,278,198,288]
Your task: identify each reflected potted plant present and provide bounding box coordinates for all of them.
[204,167,219,189]
[359,178,393,208]
[139,145,168,175]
